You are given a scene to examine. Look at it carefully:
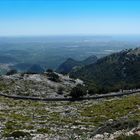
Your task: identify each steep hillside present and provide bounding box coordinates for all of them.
[56,55,97,74]
[70,48,140,92]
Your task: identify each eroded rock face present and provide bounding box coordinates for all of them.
[0,73,83,98]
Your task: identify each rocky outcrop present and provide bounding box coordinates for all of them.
[0,72,82,98]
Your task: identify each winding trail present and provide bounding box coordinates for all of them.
[0,89,140,101]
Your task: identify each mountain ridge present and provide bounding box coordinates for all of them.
[70,48,140,92]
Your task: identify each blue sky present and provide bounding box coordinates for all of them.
[0,0,140,36]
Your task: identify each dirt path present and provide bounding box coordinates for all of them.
[0,89,140,101]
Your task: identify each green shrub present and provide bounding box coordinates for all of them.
[46,69,53,73]
[88,84,99,95]
[48,72,60,82]
[70,84,86,98]
[57,86,64,95]
[6,69,17,75]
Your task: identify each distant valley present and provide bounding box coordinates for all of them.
[0,36,139,75]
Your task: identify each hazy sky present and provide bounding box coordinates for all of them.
[0,0,140,36]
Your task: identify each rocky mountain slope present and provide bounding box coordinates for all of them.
[70,48,140,92]
[56,55,97,74]
[0,93,139,139]
[0,48,139,140]
[0,72,83,98]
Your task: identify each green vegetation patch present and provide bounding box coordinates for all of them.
[117,135,140,140]
[80,95,140,125]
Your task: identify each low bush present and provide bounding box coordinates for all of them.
[70,84,86,98]
[47,72,60,82]
[57,86,64,95]
[6,69,17,75]
[46,69,53,73]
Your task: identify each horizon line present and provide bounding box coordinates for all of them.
[0,34,140,37]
